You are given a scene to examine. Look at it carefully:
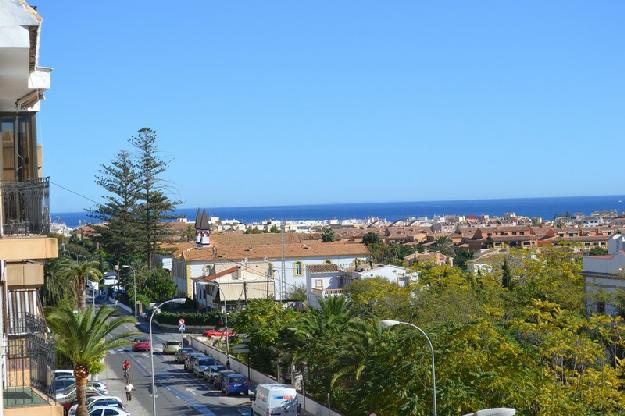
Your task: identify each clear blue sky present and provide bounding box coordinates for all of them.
[36,1,625,212]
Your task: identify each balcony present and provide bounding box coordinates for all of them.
[1,177,50,236]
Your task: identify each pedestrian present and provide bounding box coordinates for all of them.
[125,382,134,402]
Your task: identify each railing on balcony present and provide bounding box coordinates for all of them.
[5,313,56,407]
[1,177,50,236]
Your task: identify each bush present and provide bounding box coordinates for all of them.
[154,311,224,326]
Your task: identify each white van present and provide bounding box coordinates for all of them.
[251,384,299,416]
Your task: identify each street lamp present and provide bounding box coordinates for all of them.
[209,282,231,368]
[380,320,437,416]
[149,298,186,416]
[121,265,137,318]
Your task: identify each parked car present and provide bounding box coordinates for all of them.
[184,352,206,371]
[132,338,151,352]
[55,382,108,401]
[175,347,194,363]
[162,341,182,355]
[251,384,299,416]
[193,356,217,377]
[51,376,75,395]
[202,364,226,383]
[222,373,248,395]
[60,389,101,411]
[203,328,235,337]
[53,369,75,379]
[69,395,125,416]
[214,369,236,390]
[89,406,129,416]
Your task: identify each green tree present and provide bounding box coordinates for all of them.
[58,260,103,310]
[321,227,336,242]
[433,236,455,256]
[501,256,513,289]
[269,224,279,233]
[93,150,142,265]
[140,267,177,303]
[42,258,76,307]
[130,128,180,268]
[47,306,136,416]
[362,232,380,246]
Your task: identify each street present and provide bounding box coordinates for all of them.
[101,306,251,416]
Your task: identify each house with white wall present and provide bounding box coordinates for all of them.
[171,232,368,301]
[358,265,419,287]
[583,234,625,315]
[306,264,359,309]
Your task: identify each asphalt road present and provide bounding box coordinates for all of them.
[101,306,251,416]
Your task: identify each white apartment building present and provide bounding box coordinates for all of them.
[583,234,625,315]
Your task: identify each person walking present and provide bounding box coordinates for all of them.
[125,382,134,402]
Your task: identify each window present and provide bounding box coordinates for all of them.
[295,261,303,276]
[315,279,323,289]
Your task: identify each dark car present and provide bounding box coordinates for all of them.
[175,347,194,363]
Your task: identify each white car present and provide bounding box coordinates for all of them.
[89,406,130,416]
[53,369,74,379]
[69,395,124,416]
[55,382,108,401]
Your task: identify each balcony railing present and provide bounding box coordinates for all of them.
[1,177,50,236]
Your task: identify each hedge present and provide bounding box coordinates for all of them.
[154,311,224,326]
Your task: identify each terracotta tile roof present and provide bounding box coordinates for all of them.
[173,233,368,262]
[196,266,240,282]
[307,264,340,273]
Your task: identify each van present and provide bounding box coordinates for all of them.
[251,384,299,416]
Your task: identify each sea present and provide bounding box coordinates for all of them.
[52,195,625,228]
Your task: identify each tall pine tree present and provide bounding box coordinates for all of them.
[130,128,180,268]
[93,150,142,264]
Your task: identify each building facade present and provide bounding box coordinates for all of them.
[0,2,61,414]
[583,234,625,315]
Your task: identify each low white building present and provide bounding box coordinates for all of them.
[305,264,358,309]
[358,265,419,287]
[583,234,625,315]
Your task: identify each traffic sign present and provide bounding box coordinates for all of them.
[178,319,185,326]
[179,324,186,332]
[232,346,249,353]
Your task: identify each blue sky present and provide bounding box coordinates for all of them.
[36,1,625,212]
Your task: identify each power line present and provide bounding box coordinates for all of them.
[50,180,100,205]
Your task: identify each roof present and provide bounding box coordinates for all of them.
[174,233,368,262]
[307,264,340,273]
[196,266,240,282]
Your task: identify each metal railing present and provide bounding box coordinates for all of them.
[1,177,50,236]
[4,313,56,407]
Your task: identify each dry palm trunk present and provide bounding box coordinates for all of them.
[74,365,89,416]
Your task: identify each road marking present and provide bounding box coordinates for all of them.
[185,387,197,395]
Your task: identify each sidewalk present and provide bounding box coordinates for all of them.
[103,350,152,416]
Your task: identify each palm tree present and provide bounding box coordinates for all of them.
[47,306,136,416]
[59,260,103,310]
[298,296,353,340]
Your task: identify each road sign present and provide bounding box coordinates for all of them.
[232,346,249,353]
[179,324,186,333]
[178,319,185,326]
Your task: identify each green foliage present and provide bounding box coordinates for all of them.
[321,227,336,242]
[362,232,381,246]
[57,259,103,310]
[589,246,609,256]
[452,247,473,270]
[154,311,224,326]
[245,247,625,416]
[139,267,176,303]
[269,224,279,233]
[433,236,455,256]
[367,241,413,265]
[94,129,179,267]
[47,306,136,416]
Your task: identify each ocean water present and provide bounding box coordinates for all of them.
[52,196,625,228]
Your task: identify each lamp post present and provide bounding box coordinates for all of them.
[380,320,437,416]
[209,282,230,368]
[149,298,186,416]
[122,265,137,318]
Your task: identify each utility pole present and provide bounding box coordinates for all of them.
[280,221,286,301]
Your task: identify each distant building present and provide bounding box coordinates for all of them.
[583,234,625,315]
[358,265,418,287]
[306,264,358,309]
